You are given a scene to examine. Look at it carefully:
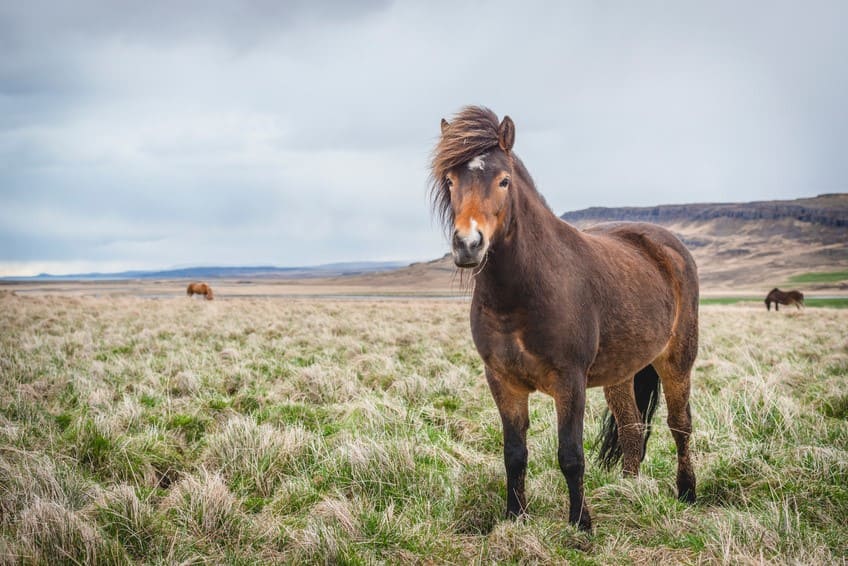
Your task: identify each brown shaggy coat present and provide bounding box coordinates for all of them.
[431,106,699,531]
[765,288,804,310]
[186,282,214,300]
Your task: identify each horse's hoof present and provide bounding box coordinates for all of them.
[577,516,593,533]
[679,492,696,504]
[570,508,593,533]
[678,489,696,504]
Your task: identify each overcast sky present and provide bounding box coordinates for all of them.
[1,1,846,275]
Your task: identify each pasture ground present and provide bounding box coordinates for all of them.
[1,294,846,564]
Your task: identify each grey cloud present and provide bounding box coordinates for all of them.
[0,0,391,47]
[0,0,846,274]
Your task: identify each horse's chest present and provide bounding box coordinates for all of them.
[471,314,553,389]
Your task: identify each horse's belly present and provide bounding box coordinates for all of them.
[586,354,657,387]
[586,320,673,387]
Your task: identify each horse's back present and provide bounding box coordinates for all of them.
[583,222,698,288]
[769,288,804,304]
[187,282,210,295]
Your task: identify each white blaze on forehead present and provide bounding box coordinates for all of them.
[467,154,486,171]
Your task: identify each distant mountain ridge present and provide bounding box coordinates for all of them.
[7,261,406,281]
[560,193,847,229]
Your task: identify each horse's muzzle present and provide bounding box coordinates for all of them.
[452,229,486,268]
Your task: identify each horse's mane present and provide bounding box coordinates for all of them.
[429,106,550,234]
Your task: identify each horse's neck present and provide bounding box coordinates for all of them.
[475,185,585,304]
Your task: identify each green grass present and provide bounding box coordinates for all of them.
[788,270,848,284]
[1,295,846,563]
[700,297,760,305]
[805,297,848,308]
[701,296,848,308]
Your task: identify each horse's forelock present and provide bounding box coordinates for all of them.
[429,106,502,233]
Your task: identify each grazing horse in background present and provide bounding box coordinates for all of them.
[186,282,214,300]
[765,288,804,311]
[430,107,699,531]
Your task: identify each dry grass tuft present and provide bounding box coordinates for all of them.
[169,370,200,396]
[486,521,552,563]
[203,415,314,497]
[95,485,159,559]
[16,499,126,564]
[0,449,97,525]
[312,496,360,537]
[160,470,245,541]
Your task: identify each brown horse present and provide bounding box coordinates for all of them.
[186,282,214,300]
[765,288,804,311]
[430,107,699,531]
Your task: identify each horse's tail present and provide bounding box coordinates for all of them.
[597,364,662,470]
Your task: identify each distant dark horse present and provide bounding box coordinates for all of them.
[765,288,804,311]
[430,107,699,531]
[186,282,214,300]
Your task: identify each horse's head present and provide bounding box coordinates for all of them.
[431,107,516,268]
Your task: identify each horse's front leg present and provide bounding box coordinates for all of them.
[485,368,530,518]
[553,373,593,532]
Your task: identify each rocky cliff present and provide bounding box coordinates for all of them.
[561,193,847,230]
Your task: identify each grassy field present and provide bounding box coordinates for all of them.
[1,294,846,564]
[787,271,848,284]
[700,297,848,309]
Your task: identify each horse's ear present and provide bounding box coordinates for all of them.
[440,118,450,134]
[498,115,515,152]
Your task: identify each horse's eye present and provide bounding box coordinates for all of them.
[499,177,510,188]
[445,178,453,189]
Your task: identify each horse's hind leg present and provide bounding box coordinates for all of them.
[603,381,644,476]
[653,354,696,503]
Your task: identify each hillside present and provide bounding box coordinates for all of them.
[560,193,848,289]
[338,193,848,294]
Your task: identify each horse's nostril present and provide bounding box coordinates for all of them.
[470,230,484,249]
[453,229,484,253]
